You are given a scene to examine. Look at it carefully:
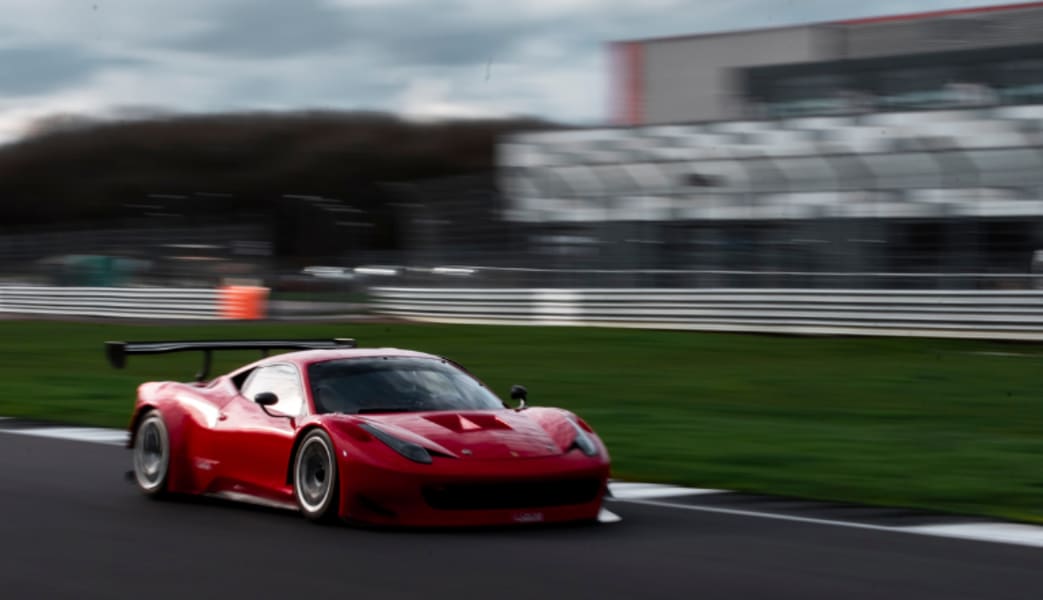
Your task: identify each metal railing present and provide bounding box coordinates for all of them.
[359,266,1043,290]
[0,287,222,320]
[370,286,1043,340]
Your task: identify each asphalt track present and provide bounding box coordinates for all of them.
[1,433,1041,600]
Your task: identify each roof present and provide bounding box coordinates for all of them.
[837,1,1043,25]
[257,347,440,367]
[612,1,1043,46]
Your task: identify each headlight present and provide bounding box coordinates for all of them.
[568,419,598,457]
[359,423,433,464]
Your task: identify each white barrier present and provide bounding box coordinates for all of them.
[0,287,222,320]
[371,287,1043,340]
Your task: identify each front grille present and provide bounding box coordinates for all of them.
[422,478,602,510]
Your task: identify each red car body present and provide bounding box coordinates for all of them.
[124,347,611,527]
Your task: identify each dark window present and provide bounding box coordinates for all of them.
[997,59,1043,103]
[307,357,504,414]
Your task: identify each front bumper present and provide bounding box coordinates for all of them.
[337,451,610,527]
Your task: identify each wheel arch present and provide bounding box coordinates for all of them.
[129,400,200,494]
[127,403,160,448]
[285,424,331,486]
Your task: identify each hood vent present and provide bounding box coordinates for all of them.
[424,413,513,433]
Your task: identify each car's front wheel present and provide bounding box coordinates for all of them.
[132,411,170,497]
[293,430,340,522]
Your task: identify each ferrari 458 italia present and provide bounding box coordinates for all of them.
[107,338,611,527]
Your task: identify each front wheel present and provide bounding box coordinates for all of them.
[132,411,170,497]
[293,430,340,522]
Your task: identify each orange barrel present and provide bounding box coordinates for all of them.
[219,285,269,320]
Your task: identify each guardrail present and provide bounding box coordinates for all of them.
[371,287,1043,340]
[357,266,1043,290]
[0,286,268,320]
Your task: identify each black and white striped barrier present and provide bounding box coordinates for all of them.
[0,286,267,320]
[370,287,1043,340]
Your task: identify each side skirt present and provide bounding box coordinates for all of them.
[207,490,299,512]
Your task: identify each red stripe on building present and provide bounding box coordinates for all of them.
[608,42,623,125]
[837,1,1043,26]
[610,42,644,126]
[616,42,644,126]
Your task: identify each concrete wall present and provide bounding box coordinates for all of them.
[639,25,831,124]
[841,6,1043,59]
[626,3,1043,125]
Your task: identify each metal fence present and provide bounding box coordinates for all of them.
[370,286,1043,340]
[0,287,223,320]
[363,177,1043,290]
[360,266,1043,291]
[0,223,270,286]
[4,283,1042,341]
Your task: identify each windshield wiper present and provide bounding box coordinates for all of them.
[356,407,417,414]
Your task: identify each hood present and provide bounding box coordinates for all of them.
[351,409,573,460]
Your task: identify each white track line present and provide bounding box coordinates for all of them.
[609,482,725,499]
[612,497,1043,549]
[1,426,128,446]
[3,420,1042,548]
[903,522,1043,548]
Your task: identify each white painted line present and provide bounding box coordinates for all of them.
[612,497,901,532]
[1,427,128,446]
[609,482,725,499]
[4,419,1041,548]
[903,522,1043,549]
[612,497,1043,549]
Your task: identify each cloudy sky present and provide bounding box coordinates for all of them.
[0,0,1021,141]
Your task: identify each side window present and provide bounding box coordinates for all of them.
[241,364,305,417]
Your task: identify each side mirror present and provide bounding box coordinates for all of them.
[255,392,278,406]
[510,385,528,410]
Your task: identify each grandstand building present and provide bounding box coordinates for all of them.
[609,1,1043,125]
[498,2,1043,287]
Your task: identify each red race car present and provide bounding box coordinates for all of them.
[106,338,611,527]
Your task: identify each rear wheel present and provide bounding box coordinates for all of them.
[293,430,340,522]
[132,411,170,497]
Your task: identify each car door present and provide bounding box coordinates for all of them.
[215,363,304,502]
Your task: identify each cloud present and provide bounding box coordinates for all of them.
[0,43,140,95]
[166,0,542,67]
[397,78,510,120]
[0,0,1028,145]
[170,0,355,59]
[375,20,531,68]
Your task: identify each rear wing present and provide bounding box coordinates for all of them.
[105,338,357,381]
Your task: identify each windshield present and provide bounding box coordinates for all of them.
[307,357,504,414]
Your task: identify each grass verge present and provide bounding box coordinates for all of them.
[1,320,1040,523]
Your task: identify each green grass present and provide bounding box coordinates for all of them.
[2,320,1041,523]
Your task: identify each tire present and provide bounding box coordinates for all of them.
[293,430,340,522]
[132,411,170,497]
